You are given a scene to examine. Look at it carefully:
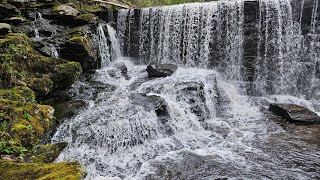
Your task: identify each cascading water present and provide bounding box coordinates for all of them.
[52,1,320,179]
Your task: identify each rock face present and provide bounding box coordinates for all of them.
[0,23,12,36]
[0,3,20,19]
[52,5,79,17]
[269,103,320,124]
[146,64,178,78]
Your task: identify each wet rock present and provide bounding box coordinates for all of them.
[0,3,20,19]
[146,63,178,78]
[269,103,320,124]
[0,23,12,36]
[3,17,26,25]
[54,100,87,120]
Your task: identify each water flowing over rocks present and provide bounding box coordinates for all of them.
[2,0,320,179]
[269,103,320,124]
[146,63,178,78]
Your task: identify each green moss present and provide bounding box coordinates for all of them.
[76,14,96,22]
[0,160,83,180]
[77,3,103,13]
[0,99,54,147]
[54,62,82,87]
[27,78,54,96]
[32,143,67,163]
[0,86,35,103]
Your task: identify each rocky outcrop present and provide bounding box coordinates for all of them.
[146,64,178,78]
[0,23,11,36]
[0,3,20,19]
[59,25,98,71]
[269,103,320,124]
[52,4,79,17]
[3,17,25,25]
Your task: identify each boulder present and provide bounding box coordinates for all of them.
[269,103,320,124]
[0,23,12,36]
[146,64,178,78]
[52,4,79,17]
[59,26,97,71]
[0,3,20,19]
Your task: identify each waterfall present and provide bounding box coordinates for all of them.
[97,24,111,67]
[33,12,43,39]
[97,24,123,67]
[107,24,122,60]
[50,45,59,58]
[52,1,320,179]
[116,0,320,99]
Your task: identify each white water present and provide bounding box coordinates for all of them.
[117,0,320,99]
[52,1,320,179]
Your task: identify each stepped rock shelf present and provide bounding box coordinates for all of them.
[269,103,320,124]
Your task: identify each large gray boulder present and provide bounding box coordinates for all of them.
[269,103,320,124]
[146,64,178,78]
[0,23,12,36]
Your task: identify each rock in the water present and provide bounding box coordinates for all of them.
[0,23,12,36]
[269,103,320,124]
[146,64,178,78]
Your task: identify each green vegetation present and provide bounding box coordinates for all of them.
[0,160,83,180]
[126,0,208,7]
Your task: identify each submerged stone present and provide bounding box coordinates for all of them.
[269,103,320,124]
[146,64,178,78]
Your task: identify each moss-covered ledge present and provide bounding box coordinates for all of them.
[0,160,84,180]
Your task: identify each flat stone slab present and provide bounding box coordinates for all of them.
[269,103,320,124]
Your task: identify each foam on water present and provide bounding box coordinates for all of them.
[52,61,280,179]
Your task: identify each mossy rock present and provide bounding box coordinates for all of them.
[0,99,54,147]
[0,160,83,180]
[60,26,97,71]
[27,78,54,96]
[54,62,82,88]
[0,33,82,90]
[32,143,67,163]
[0,86,35,103]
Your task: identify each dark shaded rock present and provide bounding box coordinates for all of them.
[269,103,320,124]
[59,25,98,71]
[32,142,67,163]
[0,3,20,19]
[54,100,87,120]
[146,64,178,78]
[3,16,26,25]
[75,13,97,25]
[0,23,12,36]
